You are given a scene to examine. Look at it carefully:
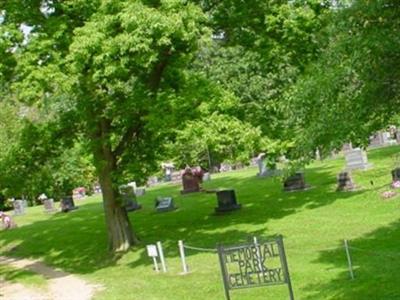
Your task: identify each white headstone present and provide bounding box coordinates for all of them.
[13,200,25,215]
[344,148,371,170]
[135,187,146,197]
[43,198,56,213]
[202,172,211,181]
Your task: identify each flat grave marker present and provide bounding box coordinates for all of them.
[155,197,176,212]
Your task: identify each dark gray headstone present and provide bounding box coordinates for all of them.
[215,190,241,213]
[392,168,400,182]
[155,197,176,212]
[283,172,310,192]
[336,171,356,191]
[61,196,78,212]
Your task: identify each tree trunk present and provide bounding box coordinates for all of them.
[94,120,139,252]
[98,168,138,252]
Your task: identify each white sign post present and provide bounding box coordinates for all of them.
[157,241,167,273]
[178,240,189,274]
[146,244,159,272]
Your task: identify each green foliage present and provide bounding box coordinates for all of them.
[288,0,400,157]
[0,120,96,200]
[170,113,268,169]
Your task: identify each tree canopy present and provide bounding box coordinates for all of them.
[288,0,400,157]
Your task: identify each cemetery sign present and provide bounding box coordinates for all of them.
[217,235,294,300]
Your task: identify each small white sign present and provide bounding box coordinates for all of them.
[147,245,158,257]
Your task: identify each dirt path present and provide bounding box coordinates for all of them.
[0,256,103,300]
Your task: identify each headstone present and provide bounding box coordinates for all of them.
[93,184,102,194]
[13,200,25,216]
[342,143,353,152]
[202,172,211,181]
[391,168,400,182]
[344,148,371,170]
[43,198,56,213]
[147,176,159,186]
[369,131,395,148]
[181,167,201,194]
[22,199,28,208]
[155,197,176,212]
[162,163,174,182]
[120,185,142,212]
[220,163,232,172]
[0,212,17,229]
[215,190,241,213]
[396,131,400,144]
[171,171,182,182]
[255,153,267,176]
[135,187,146,197]
[127,181,137,191]
[336,171,356,191]
[283,172,310,192]
[72,187,86,201]
[61,196,78,212]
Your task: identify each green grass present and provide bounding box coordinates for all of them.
[1,145,400,299]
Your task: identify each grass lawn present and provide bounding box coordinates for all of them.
[1,145,400,299]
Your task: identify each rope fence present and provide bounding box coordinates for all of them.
[147,238,400,280]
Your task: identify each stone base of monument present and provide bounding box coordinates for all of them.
[155,197,176,212]
[215,190,241,213]
[283,172,311,192]
[61,196,79,212]
[336,171,357,191]
[181,188,201,194]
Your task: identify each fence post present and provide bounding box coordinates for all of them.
[178,240,189,274]
[344,239,355,280]
[157,241,167,273]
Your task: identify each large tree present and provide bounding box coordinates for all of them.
[1,0,208,251]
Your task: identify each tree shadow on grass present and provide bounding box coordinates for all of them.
[0,201,116,275]
[128,166,368,268]
[302,219,400,300]
[0,165,368,276]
